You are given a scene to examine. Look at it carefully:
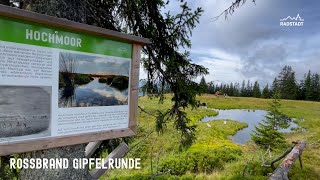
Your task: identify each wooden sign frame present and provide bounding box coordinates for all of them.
[0,5,149,156]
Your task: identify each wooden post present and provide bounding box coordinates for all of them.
[269,140,307,180]
[85,141,103,158]
[90,142,129,179]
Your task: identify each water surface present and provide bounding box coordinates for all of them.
[202,109,298,144]
[59,78,128,108]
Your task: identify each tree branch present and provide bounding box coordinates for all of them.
[211,0,256,21]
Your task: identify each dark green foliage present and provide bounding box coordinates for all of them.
[251,124,286,149]
[252,81,261,98]
[240,80,246,96]
[297,80,306,100]
[110,76,129,91]
[74,74,92,85]
[59,73,92,89]
[0,156,19,180]
[246,80,253,97]
[238,80,253,97]
[277,66,297,99]
[98,78,107,83]
[207,81,215,94]
[210,66,320,101]
[100,76,129,91]
[158,148,242,175]
[261,84,270,99]
[305,70,312,100]
[311,73,320,101]
[296,70,320,101]
[271,78,279,96]
[199,76,208,93]
[113,1,207,146]
[106,78,113,85]
[251,93,289,149]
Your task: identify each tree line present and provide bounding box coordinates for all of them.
[200,65,320,101]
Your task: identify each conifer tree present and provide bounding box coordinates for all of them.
[277,66,297,99]
[252,81,261,98]
[251,93,289,149]
[297,79,306,100]
[229,82,234,96]
[240,80,246,97]
[261,84,270,99]
[311,73,320,101]
[305,70,312,100]
[271,78,279,96]
[207,81,215,94]
[200,76,208,93]
[246,80,252,97]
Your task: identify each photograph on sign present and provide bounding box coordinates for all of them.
[0,86,51,141]
[58,52,130,108]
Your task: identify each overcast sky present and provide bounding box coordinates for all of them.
[62,53,130,76]
[140,0,320,86]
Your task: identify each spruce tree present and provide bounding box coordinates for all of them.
[233,83,240,96]
[207,81,215,94]
[199,76,208,93]
[246,80,252,97]
[261,84,270,99]
[252,81,261,98]
[277,66,297,99]
[297,79,306,100]
[85,0,208,146]
[229,82,234,96]
[251,93,289,149]
[271,78,279,96]
[311,73,320,101]
[305,70,312,100]
[240,80,246,97]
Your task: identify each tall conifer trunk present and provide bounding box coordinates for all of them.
[20,1,91,179]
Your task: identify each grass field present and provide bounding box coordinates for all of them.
[104,95,320,179]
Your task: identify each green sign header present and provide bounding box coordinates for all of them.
[0,16,132,58]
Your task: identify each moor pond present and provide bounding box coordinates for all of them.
[202,109,299,144]
[59,78,128,108]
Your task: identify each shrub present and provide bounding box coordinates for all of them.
[158,148,242,175]
[98,78,107,83]
[107,77,113,84]
[74,74,91,85]
[111,76,129,90]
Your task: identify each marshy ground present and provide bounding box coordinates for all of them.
[104,95,320,179]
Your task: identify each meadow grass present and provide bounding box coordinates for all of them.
[104,95,320,179]
[199,95,320,179]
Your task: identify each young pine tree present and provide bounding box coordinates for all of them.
[251,93,290,149]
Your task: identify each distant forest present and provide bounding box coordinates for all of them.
[200,65,320,101]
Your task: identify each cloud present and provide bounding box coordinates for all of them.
[190,0,320,85]
[139,0,320,86]
[61,53,130,76]
[192,48,245,83]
